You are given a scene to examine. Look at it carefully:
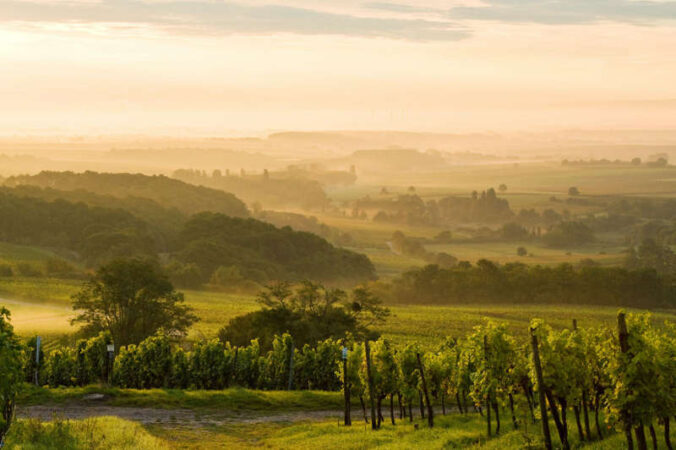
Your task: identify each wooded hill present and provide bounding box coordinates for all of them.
[0,187,376,284]
[176,212,375,283]
[4,171,249,217]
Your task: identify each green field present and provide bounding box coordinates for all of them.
[3,277,675,349]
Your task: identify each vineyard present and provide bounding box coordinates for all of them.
[17,311,675,449]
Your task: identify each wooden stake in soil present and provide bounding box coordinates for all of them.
[416,352,434,428]
[364,340,377,430]
[618,312,636,450]
[530,327,552,450]
[342,346,351,426]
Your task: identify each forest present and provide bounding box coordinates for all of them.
[0,187,376,284]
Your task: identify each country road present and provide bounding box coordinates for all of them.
[17,404,352,427]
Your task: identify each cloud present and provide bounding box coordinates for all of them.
[364,2,438,14]
[0,0,469,41]
[449,0,676,25]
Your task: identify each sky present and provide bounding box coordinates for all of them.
[1,0,675,135]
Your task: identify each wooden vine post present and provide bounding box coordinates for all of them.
[342,346,351,426]
[364,340,377,430]
[287,342,295,391]
[484,335,492,437]
[530,327,553,450]
[618,312,648,450]
[416,352,434,428]
[572,319,592,441]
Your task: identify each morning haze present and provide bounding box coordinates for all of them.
[0,1,674,449]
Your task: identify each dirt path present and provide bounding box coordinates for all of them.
[17,404,347,427]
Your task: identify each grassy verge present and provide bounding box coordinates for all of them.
[4,416,167,450]
[143,412,676,449]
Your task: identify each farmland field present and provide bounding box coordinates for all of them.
[3,277,674,348]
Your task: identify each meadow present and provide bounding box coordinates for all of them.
[3,276,675,348]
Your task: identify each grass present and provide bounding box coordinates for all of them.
[426,241,625,267]
[182,290,259,341]
[4,416,167,450]
[0,277,80,305]
[355,163,676,197]
[146,411,675,449]
[3,277,675,348]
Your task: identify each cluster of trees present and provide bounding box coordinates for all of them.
[388,231,457,267]
[364,188,514,226]
[172,168,329,210]
[218,281,389,349]
[4,171,249,218]
[385,261,675,308]
[5,185,187,238]
[562,157,669,168]
[630,221,676,246]
[253,210,354,247]
[69,259,383,352]
[626,239,676,276]
[0,190,157,266]
[0,186,375,284]
[542,221,595,248]
[174,213,376,284]
[608,197,676,221]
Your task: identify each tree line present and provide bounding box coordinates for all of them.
[364,188,514,226]
[0,189,376,284]
[172,168,329,210]
[4,171,249,218]
[382,261,675,308]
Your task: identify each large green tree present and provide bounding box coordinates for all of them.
[72,258,197,346]
[218,282,389,349]
[0,308,23,447]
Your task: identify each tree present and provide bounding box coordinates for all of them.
[0,308,23,447]
[568,187,580,196]
[499,184,508,192]
[71,258,197,346]
[517,246,528,257]
[219,282,389,349]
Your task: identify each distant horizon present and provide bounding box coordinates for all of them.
[3,125,676,140]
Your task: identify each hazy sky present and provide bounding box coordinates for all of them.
[1,0,675,134]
